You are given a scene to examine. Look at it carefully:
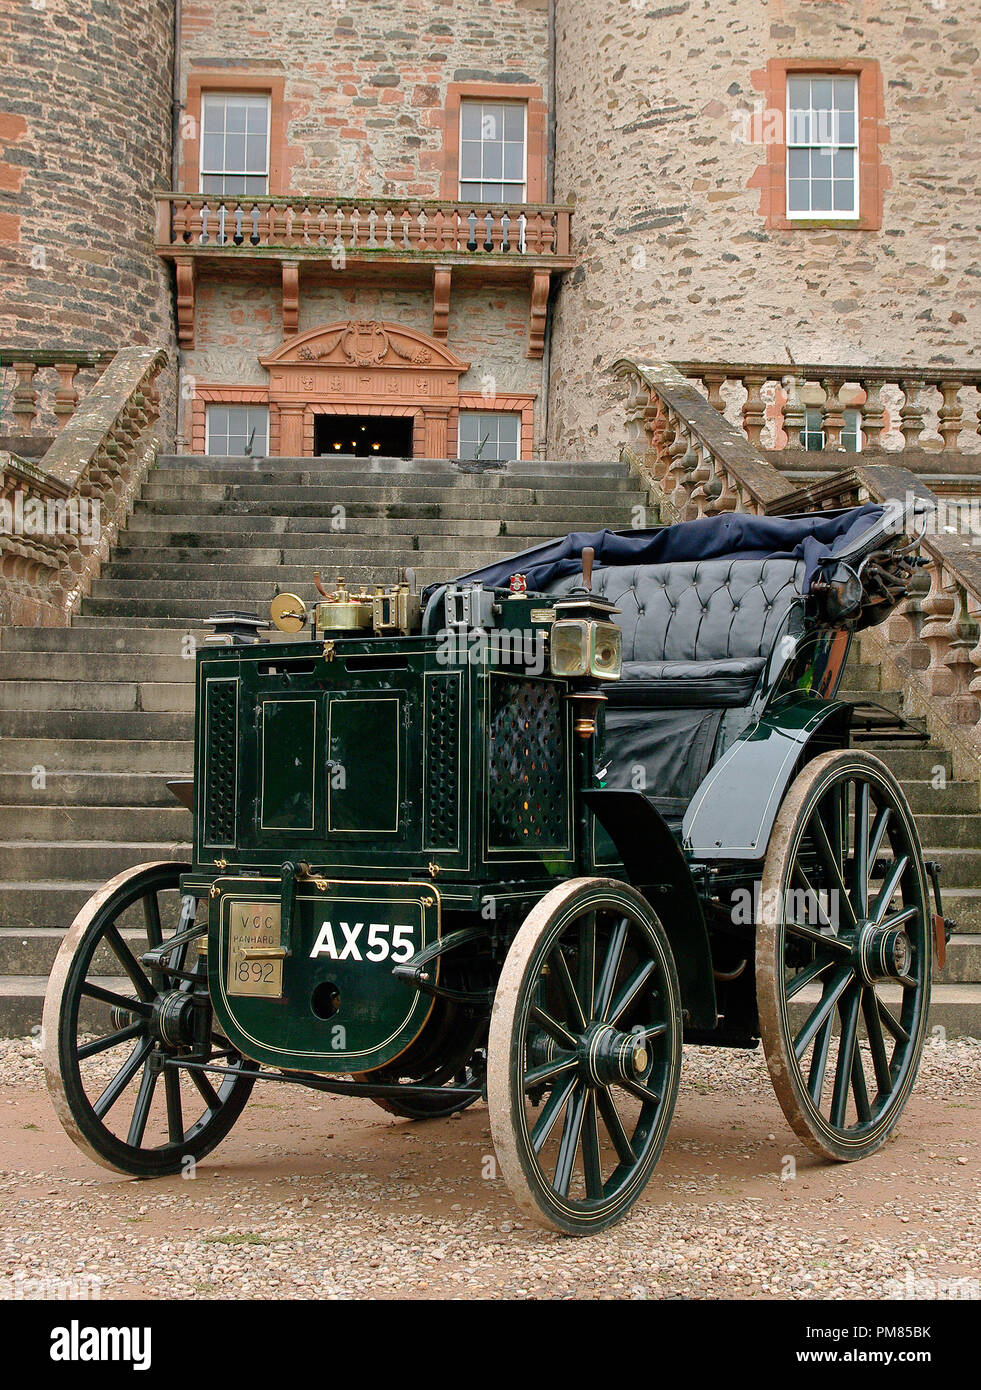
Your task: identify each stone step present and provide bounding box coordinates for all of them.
[117,522,590,548]
[863,747,952,779]
[0,771,185,807]
[839,661,881,692]
[152,454,629,478]
[937,889,981,932]
[915,846,981,888]
[0,678,194,713]
[0,625,194,654]
[140,477,642,501]
[96,558,522,586]
[0,737,191,773]
[0,709,192,739]
[838,688,904,715]
[901,779,980,814]
[0,879,187,930]
[0,842,192,881]
[938,934,981,984]
[124,502,634,526]
[913,813,981,848]
[0,804,192,842]
[785,983,981,1041]
[0,926,150,976]
[0,652,194,682]
[79,589,458,619]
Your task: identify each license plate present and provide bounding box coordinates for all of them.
[227,900,284,997]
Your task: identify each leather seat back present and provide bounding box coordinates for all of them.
[546,555,806,665]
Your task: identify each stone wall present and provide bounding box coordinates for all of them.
[547,0,981,459]
[0,0,177,365]
[179,0,550,196]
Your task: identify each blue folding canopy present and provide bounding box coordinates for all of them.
[428,503,886,599]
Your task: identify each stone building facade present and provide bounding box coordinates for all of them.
[1,0,977,461]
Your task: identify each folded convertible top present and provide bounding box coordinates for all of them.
[428,502,887,599]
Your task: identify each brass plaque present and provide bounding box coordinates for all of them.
[530,607,556,623]
[227,901,284,998]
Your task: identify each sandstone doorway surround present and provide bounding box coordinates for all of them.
[259,319,471,458]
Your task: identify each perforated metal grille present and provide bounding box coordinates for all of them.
[488,679,568,849]
[424,675,461,848]
[203,679,237,846]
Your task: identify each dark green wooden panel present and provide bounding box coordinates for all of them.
[261,698,317,830]
[328,694,403,835]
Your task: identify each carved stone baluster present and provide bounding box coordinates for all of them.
[781,373,805,452]
[899,379,926,449]
[665,418,693,517]
[919,562,957,697]
[944,581,981,724]
[688,443,714,517]
[820,377,845,449]
[937,381,964,451]
[862,378,886,448]
[11,362,38,430]
[741,372,767,446]
[702,371,727,414]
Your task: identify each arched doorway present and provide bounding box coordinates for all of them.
[260,319,471,458]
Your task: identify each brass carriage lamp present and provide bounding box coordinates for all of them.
[549,546,622,738]
[549,546,623,683]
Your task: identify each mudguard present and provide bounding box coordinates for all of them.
[682,693,853,861]
[583,789,716,1030]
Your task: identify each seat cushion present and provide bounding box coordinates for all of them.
[607,656,767,708]
[547,555,805,665]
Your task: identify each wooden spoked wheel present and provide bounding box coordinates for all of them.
[488,878,682,1235]
[757,751,932,1161]
[43,862,256,1177]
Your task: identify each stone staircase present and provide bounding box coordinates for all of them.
[0,451,978,1035]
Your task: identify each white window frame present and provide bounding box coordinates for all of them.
[458,100,528,205]
[785,74,859,221]
[205,404,269,456]
[457,410,522,462]
[199,91,272,197]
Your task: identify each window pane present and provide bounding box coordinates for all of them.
[503,143,524,180]
[836,110,856,145]
[787,77,811,111]
[246,133,267,172]
[787,108,809,145]
[503,105,525,140]
[501,182,524,203]
[225,103,247,134]
[787,179,809,212]
[224,133,246,170]
[811,149,832,179]
[811,78,834,112]
[201,133,224,170]
[832,148,853,178]
[482,144,503,179]
[787,148,809,179]
[460,101,483,139]
[833,77,857,112]
[832,180,854,211]
[811,180,832,211]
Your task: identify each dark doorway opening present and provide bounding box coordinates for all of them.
[314,414,413,458]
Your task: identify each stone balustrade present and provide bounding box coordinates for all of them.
[1,346,167,626]
[157,193,574,263]
[672,360,981,454]
[0,348,116,442]
[615,357,981,778]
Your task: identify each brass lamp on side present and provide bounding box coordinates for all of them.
[549,545,622,738]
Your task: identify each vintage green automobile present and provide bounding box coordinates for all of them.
[44,499,949,1233]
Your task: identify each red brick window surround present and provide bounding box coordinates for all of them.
[440,83,547,204]
[179,73,288,195]
[748,59,890,231]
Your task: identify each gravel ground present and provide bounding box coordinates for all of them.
[1,1035,978,1301]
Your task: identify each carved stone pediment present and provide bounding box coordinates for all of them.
[260,320,470,373]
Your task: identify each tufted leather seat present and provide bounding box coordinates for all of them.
[546,555,805,706]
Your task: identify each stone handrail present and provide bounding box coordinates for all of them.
[1,346,168,626]
[156,192,573,261]
[672,359,981,453]
[615,357,981,778]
